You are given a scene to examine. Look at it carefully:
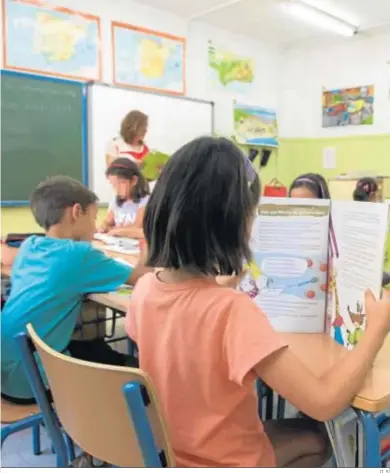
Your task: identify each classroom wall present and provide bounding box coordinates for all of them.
[266,32,390,190]
[1,0,280,234]
[2,0,389,233]
[279,32,390,138]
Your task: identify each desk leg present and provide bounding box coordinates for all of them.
[355,409,381,467]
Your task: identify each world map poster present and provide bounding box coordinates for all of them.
[3,0,101,81]
[208,40,255,94]
[112,22,185,95]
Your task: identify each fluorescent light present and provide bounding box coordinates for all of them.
[283,1,358,37]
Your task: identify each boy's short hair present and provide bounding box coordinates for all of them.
[144,136,259,276]
[31,176,98,230]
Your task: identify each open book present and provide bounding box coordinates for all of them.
[239,197,389,348]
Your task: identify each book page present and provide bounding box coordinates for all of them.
[240,198,330,333]
[328,201,389,349]
[384,200,390,276]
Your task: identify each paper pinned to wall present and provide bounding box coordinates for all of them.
[323,147,336,169]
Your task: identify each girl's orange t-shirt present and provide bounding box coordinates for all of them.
[126,273,287,467]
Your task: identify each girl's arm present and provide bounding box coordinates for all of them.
[108,207,145,239]
[255,290,390,422]
[99,210,115,233]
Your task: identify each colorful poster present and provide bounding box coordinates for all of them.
[208,40,255,94]
[112,22,185,95]
[322,85,374,128]
[3,0,101,81]
[234,103,278,147]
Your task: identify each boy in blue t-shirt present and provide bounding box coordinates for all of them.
[1,176,149,404]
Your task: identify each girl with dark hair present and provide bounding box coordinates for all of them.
[289,173,331,199]
[125,137,390,467]
[353,177,378,202]
[100,158,150,238]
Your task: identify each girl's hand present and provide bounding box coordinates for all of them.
[108,227,126,237]
[365,289,390,337]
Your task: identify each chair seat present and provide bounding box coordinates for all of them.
[1,398,40,424]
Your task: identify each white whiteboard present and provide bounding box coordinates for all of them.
[88,84,214,203]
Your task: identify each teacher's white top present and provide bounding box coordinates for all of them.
[106,137,149,164]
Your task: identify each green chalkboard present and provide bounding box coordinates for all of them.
[1,71,86,203]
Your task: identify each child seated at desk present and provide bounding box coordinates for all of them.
[126,137,390,468]
[99,158,149,239]
[289,173,331,199]
[1,176,149,405]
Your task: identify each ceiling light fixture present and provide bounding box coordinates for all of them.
[283,1,358,37]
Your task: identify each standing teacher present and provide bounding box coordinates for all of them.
[105,110,149,167]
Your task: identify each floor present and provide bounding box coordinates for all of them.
[1,426,57,468]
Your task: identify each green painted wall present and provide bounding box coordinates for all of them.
[2,134,389,235]
[258,134,390,194]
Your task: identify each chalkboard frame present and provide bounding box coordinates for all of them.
[1,70,89,207]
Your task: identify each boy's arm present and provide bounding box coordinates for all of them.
[81,245,136,294]
[126,245,151,286]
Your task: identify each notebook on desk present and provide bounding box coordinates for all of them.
[94,233,140,255]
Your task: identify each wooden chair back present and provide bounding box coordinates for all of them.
[27,324,175,467]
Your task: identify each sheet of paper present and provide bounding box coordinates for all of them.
[385,201,390,274]
[322,147,336,169]
[240,197,331,333]
[105,245,140,255]
[94,233,118,245]
[328,200,389,349]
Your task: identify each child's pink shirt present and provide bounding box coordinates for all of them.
[126,273,287,467]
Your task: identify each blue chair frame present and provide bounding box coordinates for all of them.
[1,411,42,455]
[15,332,75,467]
[354,410,390,467]
[122,382,167,468]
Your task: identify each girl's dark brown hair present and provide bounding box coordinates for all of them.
[144,137,260,276]
[120,110,148,145]
[289,173,331,199]
[106,158,149,206]
[353,177,378,202]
